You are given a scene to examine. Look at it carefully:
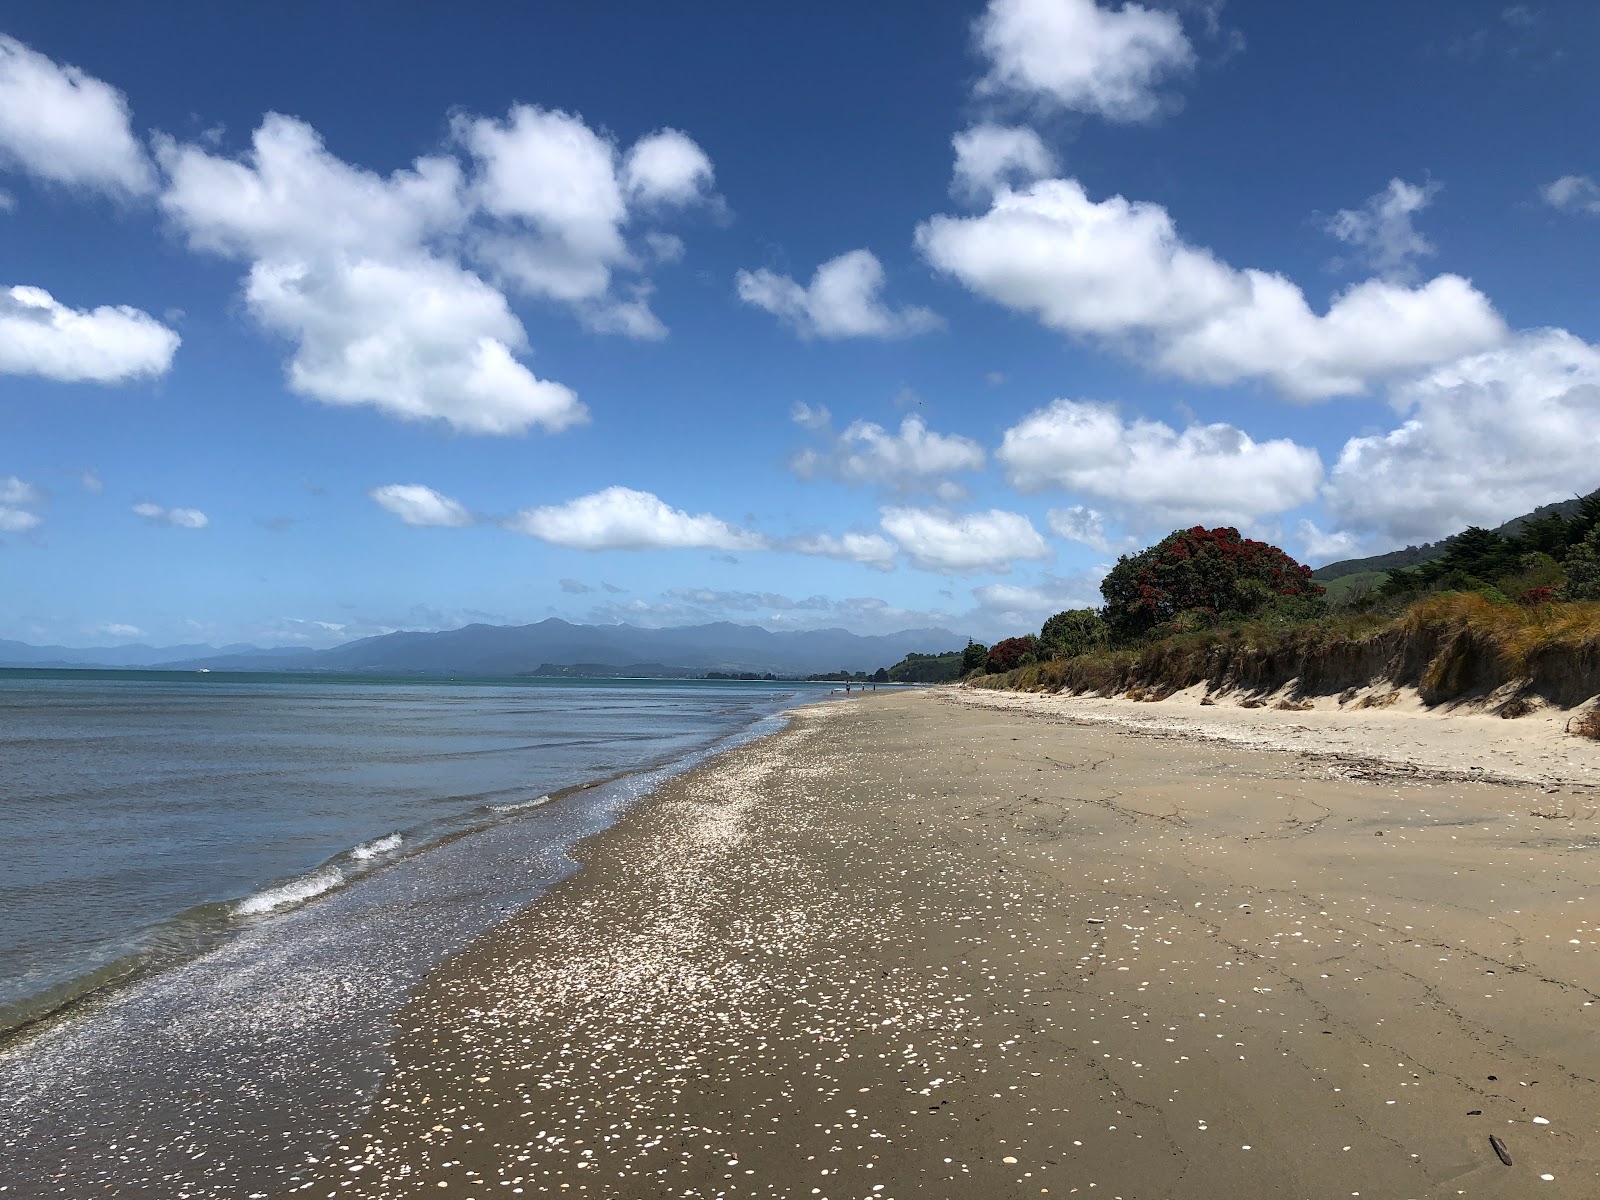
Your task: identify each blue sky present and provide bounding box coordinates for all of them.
[3,0,1599,649]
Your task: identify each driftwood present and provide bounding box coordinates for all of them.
[1489,1135,1513,1166]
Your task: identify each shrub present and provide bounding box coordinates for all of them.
[1100,526,1323,644]
[1039,608,1110,659]
[986,635,1039,674]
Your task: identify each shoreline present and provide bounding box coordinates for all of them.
[0,686,815,1051]
[0,698,813,1198]
[296,688,1599,1198]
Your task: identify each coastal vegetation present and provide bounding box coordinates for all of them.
[970,502,1600,719]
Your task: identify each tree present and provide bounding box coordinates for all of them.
[1038,608,1109,660]
[871,667,890,683]
[961,640,989,675]
[1100,526,1323,643]
[986,635,1038,674]
[1563,532,1600,601]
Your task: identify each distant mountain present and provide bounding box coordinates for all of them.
[0,639,266,669]
[1313,489,1600,583]
[153,619,965,677]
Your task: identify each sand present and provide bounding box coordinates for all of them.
[290,688,1600,1198]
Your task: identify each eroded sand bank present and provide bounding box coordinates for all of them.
[296,689,1600,1198]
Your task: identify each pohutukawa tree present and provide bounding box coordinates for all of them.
[1099,526,1324,642]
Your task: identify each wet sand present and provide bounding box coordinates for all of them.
[294,689,1600,1198]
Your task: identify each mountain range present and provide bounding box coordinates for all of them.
[0,620,965,678]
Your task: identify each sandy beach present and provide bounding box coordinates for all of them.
[292,688,1600,1199]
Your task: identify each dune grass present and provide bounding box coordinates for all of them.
[971,592,1600,715]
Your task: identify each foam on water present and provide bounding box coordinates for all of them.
[350,833,402,860]
[489,793,552,814]
[235,866,345,916]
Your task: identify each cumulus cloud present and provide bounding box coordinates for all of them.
[0,474,42,533]
[368,484,474,527]
[456,105,716,334]
[879,506,1050,575]
[1295,519,1363,565]
[917,178,1506,400]
[973,0,1195,122]
[736,249,942,340]
[999,398,1323,525]
[1324,329,1600,543]
[1542,174,1600,216]
[1046,504,1118,553]
[506,486,766,552]
[0,284,179,384]
[622,129,717,207]
[157,114,584,435]
[784,531,899,571]
[132,501,208,528]
[0,35,153,196]
[792,414,985,494]
[1323,178,1438,279]
[951,124,1057,201]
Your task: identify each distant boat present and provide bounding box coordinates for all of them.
[196,668,211,673]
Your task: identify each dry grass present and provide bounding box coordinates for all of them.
[1569,708,1600,740]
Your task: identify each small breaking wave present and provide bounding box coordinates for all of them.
[235,866,344,916]
[488,794,552,814]
[350,833,402,860]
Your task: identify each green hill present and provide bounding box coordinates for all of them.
[1313,489,1600,583]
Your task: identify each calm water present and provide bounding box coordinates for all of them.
[0,668,823,1035]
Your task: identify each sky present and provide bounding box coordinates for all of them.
[3,0,1600,650]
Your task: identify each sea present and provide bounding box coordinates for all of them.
[0,667,831,1196]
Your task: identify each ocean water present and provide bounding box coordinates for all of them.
[0,668,822,1036]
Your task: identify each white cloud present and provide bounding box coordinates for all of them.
[793,415,985,493]
[951,124,1057,201]
[1323,178,1437,278]
[248,257,584,435]
[1046,504,1117,553]
[917,178,1506,400]
[785,531,898,571]
[736,249,942,340]
[0,35,153,197]
[790,400,832,430]
[96,623,144,638]
[1325,329,1600,543]
[506,486,766,551]
[0,284,179,384]
[973,0,1195,123]
[622,128,716,207]
[999,398,1324,525]
[0,188,13,213]
[1295,520,1363,564]
[369,484,474,527]
[0,475,42,533]
[0,507,41,533]
[158,115,584,435]
[972,574,1101,627]
[880,506,1050,575]
[1,475,41,507]
[79,470,104,492]
[456,106,714,333]
[1542,174,1600,216]
[133,502,208,528]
